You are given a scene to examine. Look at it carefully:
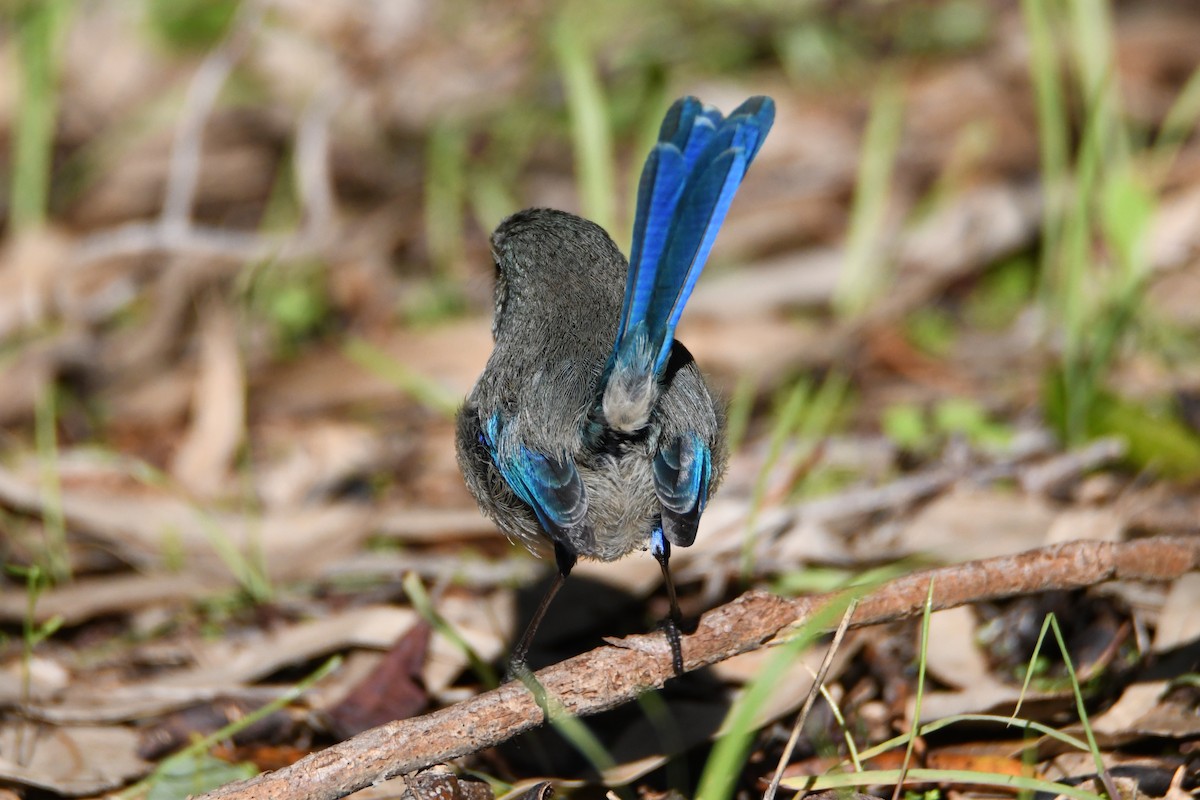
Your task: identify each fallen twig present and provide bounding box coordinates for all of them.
[198,536,1200,800]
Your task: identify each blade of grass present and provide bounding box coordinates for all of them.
[1149,64,1200,182]
[515,670,618,779]
[10,0,69,231]
[835,76,903,318]
[890,579,934,800]
[114,453,273,602]
[781,767,1106,800]
[1022,0,1070,307]
[426,121,469,283]
[402,572,499,689]
[117,655,342,800]
[1067,0,1124,167]
[694,586,863,800]
[552,5,617,236]
[853,713,1093,762]
[34,385,70,582]
[1048,614,1119,800]
[764,599,858,800]
[816,680,863,772]
[1013,614,1117,799]
[343,337,460,419]
[723,374,757,458]
[741,379,813,579]
[629,689,688,791]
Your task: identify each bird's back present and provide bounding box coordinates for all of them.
[456,208,723,562]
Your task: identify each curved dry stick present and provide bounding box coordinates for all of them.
[199,536,1200,800]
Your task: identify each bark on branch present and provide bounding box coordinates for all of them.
[199,536,1200,800]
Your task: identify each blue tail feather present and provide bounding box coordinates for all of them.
[658,96,701,150]
[653,147,747,370]
[622,145,685,349]
[612,95,775,377]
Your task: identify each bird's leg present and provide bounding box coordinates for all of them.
[507,541,577,678]
[651,530,685,676]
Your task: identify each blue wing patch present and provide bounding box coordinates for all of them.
[652,432,712,548]
[482,414,589,545]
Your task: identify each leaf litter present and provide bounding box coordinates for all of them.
[0,2,1199,799]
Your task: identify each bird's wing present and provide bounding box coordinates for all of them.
[652,431,712,548]
[482,414,591,550]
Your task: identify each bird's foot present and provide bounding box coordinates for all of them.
[658,615,685,677]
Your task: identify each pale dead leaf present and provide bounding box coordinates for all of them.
[154,604,417,688]
[0,227,71,340]
[0,657,69,707]
[0,572,221,626]
[1044,506,1127,545]
[924,606,992,690]
[1091,683,1170,738]
[897,486,1056,562]
[256,419,393,509]
[0,722,149,796]
[1090,573,1200,739]
[1154,572,1200,650]
[170,296,245,498]
[689,248,842,317]
[914,606,1035,721]
[0,458,375,581]
[425,591,511,696]
[29,606,416,725]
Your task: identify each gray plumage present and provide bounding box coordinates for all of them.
[455,208,726,564]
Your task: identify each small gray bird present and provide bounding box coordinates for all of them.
[456,96,775,672]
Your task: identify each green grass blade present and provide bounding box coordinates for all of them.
[781,767,1106,800]
[34,386,70,582]
[1021,0,1070,312]
[890,579,935,800]
[694,588,861,800]
[851,713,1093,762]
[343,337,460,419]
[552,7,617,236]
[515,670,618,777]
[1150,63,1200,180]
[425,122,469,283]
[1047,615,1116,798]
[835,77,903,318]
[118,655,342,800]
[741,379,812,579]
[10,0,69,231]
[402,572,499,689]
[723,374,757,458]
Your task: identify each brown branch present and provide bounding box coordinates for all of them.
[198,536,1200,800]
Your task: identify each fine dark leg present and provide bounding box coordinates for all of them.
[651,538,685,676]
[507,541,577,677]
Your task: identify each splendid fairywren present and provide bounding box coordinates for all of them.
[456,95,775,673]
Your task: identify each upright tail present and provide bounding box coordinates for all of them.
[600,95,775,432]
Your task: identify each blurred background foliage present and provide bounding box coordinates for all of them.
[0,0,1198,514]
